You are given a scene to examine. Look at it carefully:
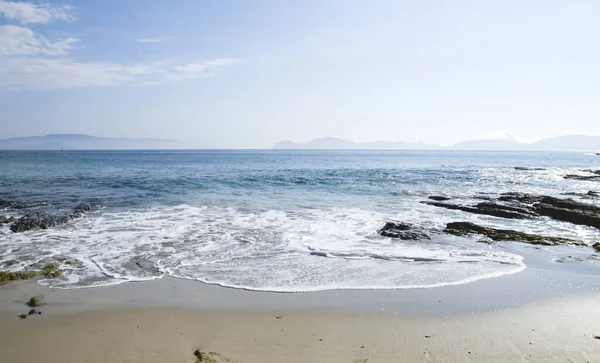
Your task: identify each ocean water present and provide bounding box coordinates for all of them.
[0,150,599,291]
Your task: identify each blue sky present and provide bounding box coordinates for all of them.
[0,0,599,148]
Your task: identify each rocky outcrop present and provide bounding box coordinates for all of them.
[10,212,70,233]
[422,201,536,219]
[498,192,544,204]
[532,196,600,229]
[10,201,102,233]
[582,169,600,175]
[593,242,600,252]
[379,222,430,240]
[444,222,584,246]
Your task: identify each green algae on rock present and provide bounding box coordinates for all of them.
[0,271,38,284]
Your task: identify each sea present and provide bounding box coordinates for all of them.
[0,150,599,291]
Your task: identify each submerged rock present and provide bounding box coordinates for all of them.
[444,222,584,246]
[428,196,452,201]
[10,201,102,233]
[514,167,546,171]
[561,191,599,199]
[0,215,16,224]
[422,201,536,219]
[0,199,23,209]
[564,174,600,181]
[379,222,430,240]
[41,263,63,279]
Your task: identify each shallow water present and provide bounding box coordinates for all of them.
[1,150,599,290]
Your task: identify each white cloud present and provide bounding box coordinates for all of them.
[0,4,242,91]
[0,29,242,91]
[0,0,74,24]
[172,59,243,80]
[0,25,77,56]
[136,36,175,44]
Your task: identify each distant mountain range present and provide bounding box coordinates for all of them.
[274,135,600,151]
[0,134,182,150]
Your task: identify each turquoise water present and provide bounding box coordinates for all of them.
[0,150,598,290]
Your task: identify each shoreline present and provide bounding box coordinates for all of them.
[2,248,600,362]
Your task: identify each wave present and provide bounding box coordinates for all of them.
[2,204,527,291]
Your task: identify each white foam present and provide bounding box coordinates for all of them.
[0,204,529,291]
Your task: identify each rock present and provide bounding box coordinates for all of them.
[514,167,546,171]
[10,212,70,233]
[10,200,103,233]
[561,191,599,199]
[498,193,544,204]
[444,222,585,246]
[28,309,37,315]
[193,350,217,363]
[593,242,600,252]
[564,174,600,181]
[41,263,63,279]
[582,169,600,175]
[0,271,38,284]
[0,199,23,209]
[533,197,600,229]
[379,222,430,240]
[428,196,452,201]
[0,215,16,224]
[28,296,41,307]
[18,314,27,319]
[422,201,536,219]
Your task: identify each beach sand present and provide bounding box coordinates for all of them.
[1,273,599,363]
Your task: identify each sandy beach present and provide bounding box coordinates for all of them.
[1,266,600,363]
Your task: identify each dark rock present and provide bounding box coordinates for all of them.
[564,174,600,181]
[445,222,585,246]
[498,193,544,204]
[28,296,40,307]
[10,212,70,233]
[28,309,37,315]
[0,270,37,283]
[0,199,23,209]
[533,197,600,229]
[0,215,16,224]
[422,201,535,219]
[41,263,63,279]
[379,222,430,240]
[593,242,600,252]
[428,196,452,201]
[561,191,599,199]
[10,200,102,233]
[582,169,600,175]
[18,314,27,319]
[193,350,217,363]
[514,167,546,171]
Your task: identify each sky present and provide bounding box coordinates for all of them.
[0,0,599,148]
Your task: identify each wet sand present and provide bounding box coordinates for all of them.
[1,293,599,363]
[1,245,600,362]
